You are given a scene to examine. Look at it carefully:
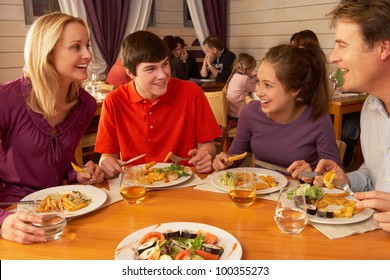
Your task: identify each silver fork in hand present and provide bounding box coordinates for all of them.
[333,179,354,196]
[169,153,191,163]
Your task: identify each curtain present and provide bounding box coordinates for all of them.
[123,0,152,38]
[186,0,209,52]
[201,0,227,44]
[82,0,130,74]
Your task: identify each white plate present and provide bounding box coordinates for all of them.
[115,222,242,260]
[21,185,107,218]
[210,167,288,195]
[308,188,375,224]
[140,163,193,189]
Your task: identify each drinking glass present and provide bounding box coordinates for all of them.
[18,193,67,241]
[227,171,256,208]
[274,186,308,234]
[120,165,147,204]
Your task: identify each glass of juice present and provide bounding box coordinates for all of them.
[227,171,256,208]
[120,165,147,204]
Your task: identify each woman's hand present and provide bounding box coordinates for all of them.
[288,160,313,183]
[77,160,105,183]
[0,212,46,244]
[212,152,233,171]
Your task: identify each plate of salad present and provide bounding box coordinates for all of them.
[210,167,288,195]
[115,222,242,260]
[289,184,375,225]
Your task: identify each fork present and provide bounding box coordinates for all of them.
[169,153,191,163]
[332,179,354,196]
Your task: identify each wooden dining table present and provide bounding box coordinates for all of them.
[1,169,390,260]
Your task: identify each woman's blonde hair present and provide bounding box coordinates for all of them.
[24,12,88,118]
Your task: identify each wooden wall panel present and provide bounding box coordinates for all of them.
[0,68,22,83]
[0,4,24,21]
[0,37,25,52]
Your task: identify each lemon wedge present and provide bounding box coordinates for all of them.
[323,170,337,189]
[71,162,87,173]
[228,152,248,162]
[163,151,172,163]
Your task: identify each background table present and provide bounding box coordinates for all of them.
[329,94,367,140]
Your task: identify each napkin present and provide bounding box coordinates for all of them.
[309,217,380,239]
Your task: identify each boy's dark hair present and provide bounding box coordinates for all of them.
[121,30,170,75]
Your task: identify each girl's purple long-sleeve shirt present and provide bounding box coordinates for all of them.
[229,101,342,170]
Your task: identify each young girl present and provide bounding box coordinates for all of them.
[225,53,257,130]
[213,44,342,179]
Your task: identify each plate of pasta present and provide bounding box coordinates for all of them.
[21,185,107,218]
[210,167,288,195]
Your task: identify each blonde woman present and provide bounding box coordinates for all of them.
[0,12,104,244]
[225,53,257,129]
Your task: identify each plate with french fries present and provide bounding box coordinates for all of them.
[307,188,375,225]
[20,185,107,218]
[139,162,193,189]
[210,167,288,195]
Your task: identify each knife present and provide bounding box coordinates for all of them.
[254,160,322,178]
[120,154,147,167]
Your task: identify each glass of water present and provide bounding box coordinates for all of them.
[274,186,308,234]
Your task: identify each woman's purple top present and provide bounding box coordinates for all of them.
[230,101,342,170]
[0,75,97,224]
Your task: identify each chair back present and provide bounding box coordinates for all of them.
[336,140,347,162]
[204,91,227,128]
[204,90,229,151]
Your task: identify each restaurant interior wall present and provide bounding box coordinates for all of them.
[0,0,339,83]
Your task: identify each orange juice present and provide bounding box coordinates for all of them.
[120,186,147,204]
[228,188,256,208]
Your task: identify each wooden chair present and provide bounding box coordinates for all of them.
[204,91,229,152]
[75,133,97,166]
[336,139,347,162]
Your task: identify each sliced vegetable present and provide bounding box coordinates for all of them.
[139,231,165,245]
[201,244,224,256]
[163,230,181,239]
[194,249,220,260]
[175,249,191,260]
[137,240,156,254]
[159,254,173,260]
[148,250,161,260]
[198,230,218,244]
